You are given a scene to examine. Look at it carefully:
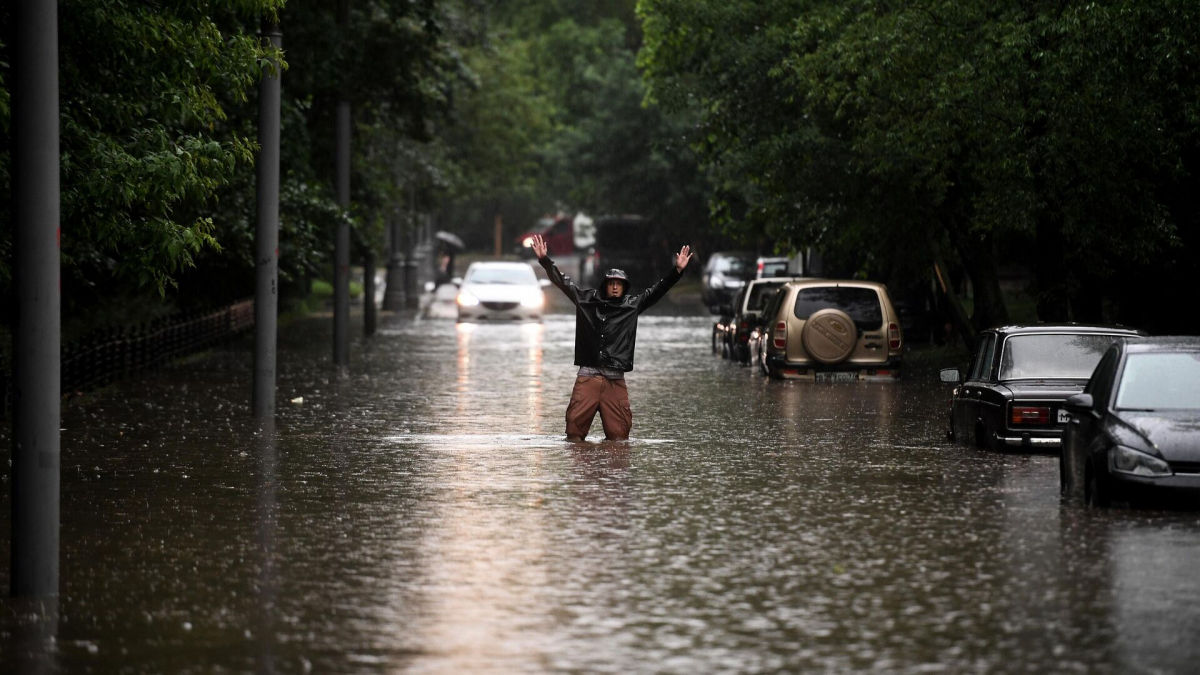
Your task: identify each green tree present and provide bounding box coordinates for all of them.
[1,0,283,329]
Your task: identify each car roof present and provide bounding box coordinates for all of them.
[1121,336,1200,353]
[986,323,1145,336]
[781,278,889,291]
[747,276,803,287]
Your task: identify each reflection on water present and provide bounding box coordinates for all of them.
[1,313,1199,671]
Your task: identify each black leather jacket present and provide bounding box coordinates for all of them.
[538,255,682,372]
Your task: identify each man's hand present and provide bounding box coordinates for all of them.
[674,244,694,273]
[531,234,549,259]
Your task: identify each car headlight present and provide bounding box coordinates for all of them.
[457,291,480,307]
[520,291,544,309]
[1109,445,1172,477]
[522,236,534,248]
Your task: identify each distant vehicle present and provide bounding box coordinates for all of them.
[714,277,800,364]
[701,251,755,314]
[1060,336,1200,506]
[456,261,548,322]
[588,215,666,288]
[754,256,790,279]
[516,213,594,258]
[754,279,903,381]
[940,324,1145,451]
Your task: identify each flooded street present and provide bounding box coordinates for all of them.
[4,310,1200,672]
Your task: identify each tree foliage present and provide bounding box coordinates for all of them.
[639,0,1200,332]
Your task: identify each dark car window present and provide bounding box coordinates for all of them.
[999,334,1122,380]
[792,287,883,331]
[1115,352,1200,411]
[1085,345,1121,407]
[762,286,787,323]
[746,281,788,313]
[969,333,998,381]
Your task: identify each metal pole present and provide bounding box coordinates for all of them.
[253,20,282,418]
[333,0,351,370]
[334,102,351,369]
[11,0,61,598]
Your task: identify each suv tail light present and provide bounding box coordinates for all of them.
[888,322,901,350]
[1011,406,1051,425]
[772,321,787,349]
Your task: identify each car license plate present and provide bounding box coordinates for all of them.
[816,371,858,383]
[1056,409,1071,424]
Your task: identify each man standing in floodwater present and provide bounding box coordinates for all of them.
[531,234,694,441]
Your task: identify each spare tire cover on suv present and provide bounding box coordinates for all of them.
[801,308,857,364]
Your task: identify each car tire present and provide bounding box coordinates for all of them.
[1084,459,1113,507]
[801,308,857,365]
[973,423,989,450]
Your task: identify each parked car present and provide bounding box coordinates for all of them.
[1060,336,1200,506]
[756,279,903,381]
[456,261,548,322]
[715,277,800,364]
[701,251,755,314]
[939,324,1144,452]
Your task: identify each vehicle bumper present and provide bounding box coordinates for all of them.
[765,355,902,381]
[1111,472,1200,490]
[457,309,542,322]
[994,432,1063,450]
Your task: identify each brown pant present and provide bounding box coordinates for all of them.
[565,376,632,441]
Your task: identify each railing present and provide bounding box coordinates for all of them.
[60,299,255,394]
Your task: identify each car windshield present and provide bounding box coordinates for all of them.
[792,287,883,331]
[1115,352,1200,411]
[998,334,1119,380]
[466,266,536,285]
[717,258,750,275]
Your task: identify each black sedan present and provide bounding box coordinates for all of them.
[1060,336,1200,506]
[940,324,1144,451]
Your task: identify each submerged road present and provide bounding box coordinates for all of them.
[3,307,1200,672]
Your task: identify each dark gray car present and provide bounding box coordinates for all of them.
[1060,336,1200,506]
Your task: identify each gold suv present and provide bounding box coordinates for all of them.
[755,279,902,381]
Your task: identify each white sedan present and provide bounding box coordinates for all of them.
[456,261,548,322]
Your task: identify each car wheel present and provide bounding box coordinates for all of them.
[801,308,857,365]
[1084,459,1113,507]
[973,423,989,450]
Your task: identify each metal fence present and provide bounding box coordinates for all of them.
[60,299,255,394]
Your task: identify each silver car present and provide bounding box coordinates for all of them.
[456,261,547,322]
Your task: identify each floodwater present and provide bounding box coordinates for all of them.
[3,310,1200,673]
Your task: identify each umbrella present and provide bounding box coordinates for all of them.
[435,230,464,250]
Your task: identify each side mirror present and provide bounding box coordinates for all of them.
[450,276,463,287]
[1064,392,1094,413]
[939,368,962,384]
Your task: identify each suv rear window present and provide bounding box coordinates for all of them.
[793,287,883,330]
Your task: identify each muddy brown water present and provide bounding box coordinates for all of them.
[3,309,1200,672]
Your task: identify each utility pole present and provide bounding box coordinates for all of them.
[11,0,61,597]
[253,19,282,418]
[333,0,351,371]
